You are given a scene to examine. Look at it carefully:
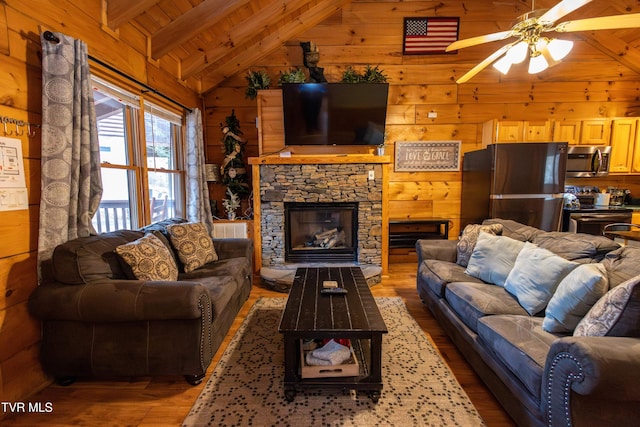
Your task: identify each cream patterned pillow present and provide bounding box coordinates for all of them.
[166,222,218,273]
[456,223,503,267]
[115,234,178,281]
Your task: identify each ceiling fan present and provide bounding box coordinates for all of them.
[447,0,640,83]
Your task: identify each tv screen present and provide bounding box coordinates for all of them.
[282,83,389,146]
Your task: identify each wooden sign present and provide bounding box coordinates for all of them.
[394,141,461,172]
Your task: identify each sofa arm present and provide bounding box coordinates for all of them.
[29,279,211,323]
[415,239,458,264]
[213,238,253,261]
[544,336,640,427]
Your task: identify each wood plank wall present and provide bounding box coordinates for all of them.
[0,0,200,404]
[203,0,640,238]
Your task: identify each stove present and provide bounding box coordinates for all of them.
[562,206,633,235]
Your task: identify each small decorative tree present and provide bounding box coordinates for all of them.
[220,110,249,219]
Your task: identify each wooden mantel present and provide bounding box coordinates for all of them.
[248,154,392,165]
[249,154,392,275]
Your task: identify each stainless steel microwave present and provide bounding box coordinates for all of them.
[566,145,611,178]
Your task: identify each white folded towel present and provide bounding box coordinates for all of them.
[306,339,351,366]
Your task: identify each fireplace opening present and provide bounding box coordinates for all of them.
[285,202,358,263]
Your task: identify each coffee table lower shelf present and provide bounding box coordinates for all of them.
[283,338,382,403]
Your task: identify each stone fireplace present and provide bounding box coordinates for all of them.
[285,201,358,263]
[256,161,384,268]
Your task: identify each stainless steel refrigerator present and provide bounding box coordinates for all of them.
[461,142,568,231]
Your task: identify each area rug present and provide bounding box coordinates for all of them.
[183,297,485,426]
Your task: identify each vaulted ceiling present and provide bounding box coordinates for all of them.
[104,0,640,95]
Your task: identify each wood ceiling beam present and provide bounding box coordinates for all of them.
[181,0,314,79]
[578,32,640,75]
[106,0,160,30]
[151,0,250,60]
[199,0,352,92]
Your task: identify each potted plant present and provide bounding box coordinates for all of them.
[245,70,271,100]
[222,188,240,220]
[278,68,306,84]
[362,65,388,83]
[341,65,389,83]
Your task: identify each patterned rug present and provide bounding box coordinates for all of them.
[183,297,485,426]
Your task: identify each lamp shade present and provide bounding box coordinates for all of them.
[506,41,528,64]
[493,55,513,74]
[547,39,574,61]
[528,53,549,74]
[205,164,221,182]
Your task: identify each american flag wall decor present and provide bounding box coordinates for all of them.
[403,17,460,55]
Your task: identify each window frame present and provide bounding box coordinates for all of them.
[92,74,186,231]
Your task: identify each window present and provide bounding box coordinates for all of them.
[91,77,185,233]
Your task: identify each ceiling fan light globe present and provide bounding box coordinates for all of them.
[506,41,529,64]
[493,55,513,74]
[547,39,574,60]
[528,53,549,74]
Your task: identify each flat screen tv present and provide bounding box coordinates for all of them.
[282,83,389,146]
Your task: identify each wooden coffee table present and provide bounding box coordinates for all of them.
[278,266,388,402]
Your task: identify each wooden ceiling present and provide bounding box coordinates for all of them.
[104,0,640,95]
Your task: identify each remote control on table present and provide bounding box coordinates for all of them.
[321,287,348,295]
[322,280,338,288]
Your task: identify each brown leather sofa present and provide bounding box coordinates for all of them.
[29,219,253,386]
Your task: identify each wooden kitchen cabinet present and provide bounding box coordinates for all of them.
[552,120,581,145]
[482,120,551,146]
[609,119,638,173]
[580,119,610,145]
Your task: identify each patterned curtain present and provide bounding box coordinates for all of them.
[37,32,103,279]
[185,108,215,237]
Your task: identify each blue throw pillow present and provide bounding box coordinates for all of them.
[465,232,525,287]
[543,263,608,333]
[504,242,578,315]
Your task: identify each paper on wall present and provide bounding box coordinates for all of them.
[0,136,28,211]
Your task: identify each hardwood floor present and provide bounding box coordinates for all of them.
[3,263,515,426]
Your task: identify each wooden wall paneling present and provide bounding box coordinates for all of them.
[388,84,458,105]
[385,124,478,144]
[0,253,37,311]
[458,81,640,104]
[0,3,9,55]
[0,303,40,362]
[388,181,462,201]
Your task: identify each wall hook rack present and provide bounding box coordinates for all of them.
[0,116,40,138]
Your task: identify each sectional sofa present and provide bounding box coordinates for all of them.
[416,218,640,427]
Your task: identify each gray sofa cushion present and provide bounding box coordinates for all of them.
[445,282,528,332]
[532,231,619,262]
[483,218,542,242]
[52,230,145,285]
[182,257,250,295]
[477,315,556,399]
[602,246,640,288]
[418,260,484,298]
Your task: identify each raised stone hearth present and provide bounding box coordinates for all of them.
[260,264,383,292]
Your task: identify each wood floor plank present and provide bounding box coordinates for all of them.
[2,263,515,426]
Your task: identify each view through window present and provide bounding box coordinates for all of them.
[91,77,185,233]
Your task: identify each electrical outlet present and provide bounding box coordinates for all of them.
[368,170,375,180]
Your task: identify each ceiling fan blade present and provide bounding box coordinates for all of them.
[555,13,640,32]
[456,43,514,84]
[446,30,513,52]
[539,0,592,25]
